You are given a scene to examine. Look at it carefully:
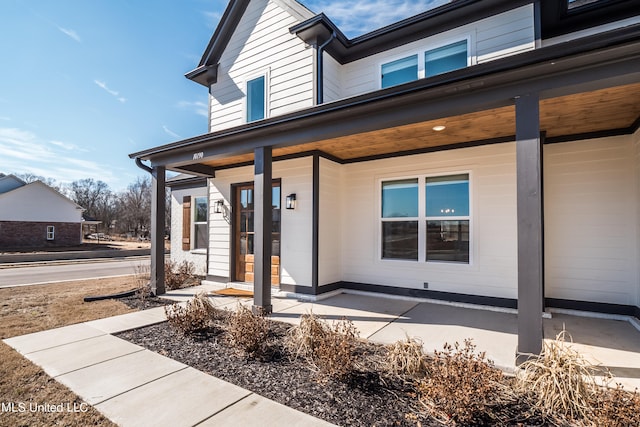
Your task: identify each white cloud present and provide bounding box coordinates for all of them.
[305,0,450,37]
[202,10,222,28]
[0,127,114,186]
[162,125,181,139]
[58,26,81,42]
[177,100,208,118]
[50,140,87,152]
[94,80,127,103]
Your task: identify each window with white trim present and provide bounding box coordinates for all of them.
[424,40,468,78]
[246,75,266,122]
[46,225,55,240]
[380,39,470,88]
[380,174,470,263]
[381,55,418,89]
[193,197,208,250]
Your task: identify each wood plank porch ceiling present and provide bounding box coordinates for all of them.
[202,82,640,168]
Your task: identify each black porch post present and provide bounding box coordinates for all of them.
[515,93,544,361]
[253,146,273,314]
[150,165,166,295]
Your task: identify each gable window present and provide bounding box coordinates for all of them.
[424,40,468,78]
[46,225,55,240]
[380,173,470,263]
[246,75,266,122]
[193,197,208,250]
[381,55,418,89]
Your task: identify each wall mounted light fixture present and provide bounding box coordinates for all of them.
[214,199,224,214]
[285,193,296,210]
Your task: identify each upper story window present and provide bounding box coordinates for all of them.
[567,0,604,10]
[246,75,266,122]
[424,40,468,78]
[381,55,418,89]
[380,39,469,89]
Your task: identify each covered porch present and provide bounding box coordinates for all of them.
[130,26,640,359]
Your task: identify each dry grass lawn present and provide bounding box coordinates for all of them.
[0,277,139,427]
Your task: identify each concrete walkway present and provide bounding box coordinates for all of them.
[5,282,640,426]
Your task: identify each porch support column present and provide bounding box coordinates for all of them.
[150,165,166,295]
[515,93,544,362]
[253,146,273,315]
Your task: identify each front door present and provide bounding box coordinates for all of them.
[233,182,281,285]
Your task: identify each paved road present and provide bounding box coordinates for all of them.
[0,258,150,288]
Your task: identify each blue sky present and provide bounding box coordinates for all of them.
[0,0,446,191]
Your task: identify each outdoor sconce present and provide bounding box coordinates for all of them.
[285,193,296,210]
[214,199,224,214]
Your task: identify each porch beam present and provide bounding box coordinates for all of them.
[515,93,544,361]
[150,165,166,295]
[253,146,273,315]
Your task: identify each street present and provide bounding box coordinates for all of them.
[0,258,149,288]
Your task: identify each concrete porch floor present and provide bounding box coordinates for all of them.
[203,282,640,390]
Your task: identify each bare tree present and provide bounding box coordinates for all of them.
[14,173,64,194]
[68,178,115,232]
[116,176,151,237]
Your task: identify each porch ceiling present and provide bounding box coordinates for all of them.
[201,82,640,169]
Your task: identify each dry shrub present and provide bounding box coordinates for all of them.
[418,339,509,425]
[164,292,224,335]
[165,260,198,290]
[286,312,359,380]
[592,384,640,426]
[384,336,428,379]
[515,330,607,424]
[226,303,271,357]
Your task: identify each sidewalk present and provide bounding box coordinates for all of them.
[3,293,334,427]
[5,282,640,426]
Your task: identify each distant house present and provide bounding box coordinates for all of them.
[131,0,640,357]
[0,174,84,249]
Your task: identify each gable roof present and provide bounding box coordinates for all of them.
[186,0,314,86]
[0,180,83,211]
[0,174,27,195]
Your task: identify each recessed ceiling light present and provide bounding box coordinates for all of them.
[432,125,446,131]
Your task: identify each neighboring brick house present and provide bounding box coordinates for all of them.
[0,174,84,249]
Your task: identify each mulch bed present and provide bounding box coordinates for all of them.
[118,293,175,310]
[117,321,438,427]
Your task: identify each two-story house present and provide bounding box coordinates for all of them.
[130,0,640,357]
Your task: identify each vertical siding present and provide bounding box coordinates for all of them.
[209,0,313,132]
[207,158,313,287]
[544,136,638,306]
[341,5,534,98]
[170,186,208,276]
[635,129,640,308]
[341,143,518,298]
[318,158,343,285]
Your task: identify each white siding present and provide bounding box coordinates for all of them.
[340,143,518,298]
[170,186,208,276]
[207,158,314,287]
[544,136,639,306]
[340,5,534,98]
[0,182,82,223]
[635,129,640,308]
[322,52,342,103]
[209,0,314,132]
[318,157,343,286]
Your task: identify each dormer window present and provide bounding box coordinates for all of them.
[381,55,418,89]
[246,75,266,122]
[424,40,468,78]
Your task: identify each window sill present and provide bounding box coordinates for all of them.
[190,249,207,255]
